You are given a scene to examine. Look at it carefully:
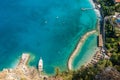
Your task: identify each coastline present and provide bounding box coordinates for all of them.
[89,0,95,8]
[10,57,20,69]
[68,0,102,70]
[0,53,48,80]
[73,34,98,69]
[90,0,101,18]
[0,0,100,75]
[68,30,96,70]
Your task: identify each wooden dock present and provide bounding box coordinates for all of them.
[98,34,103,47]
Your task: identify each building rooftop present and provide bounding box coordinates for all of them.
[114,0,120,3]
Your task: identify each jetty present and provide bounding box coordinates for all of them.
[98,34,103,47]
[0,53,49,80]
[68,30,96,70]
[18,53,30,66]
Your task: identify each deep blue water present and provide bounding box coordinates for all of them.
[0,0,97,74]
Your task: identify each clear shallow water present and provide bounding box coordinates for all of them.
[73,33,97,69]
[0,0,97,74]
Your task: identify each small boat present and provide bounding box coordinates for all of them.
[38,57,43,72]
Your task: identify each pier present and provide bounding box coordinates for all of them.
[18,53,30,66]
[98,34,103,47]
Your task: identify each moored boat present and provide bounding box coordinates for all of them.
[38,58,43,72]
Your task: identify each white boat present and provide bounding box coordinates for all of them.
[38,58,43,72]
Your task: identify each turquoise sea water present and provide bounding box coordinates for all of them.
[0,0,97,74]
[73,33,97,69]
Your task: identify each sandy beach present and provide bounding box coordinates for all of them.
[68,30,96,70]
[67,0,102,70]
